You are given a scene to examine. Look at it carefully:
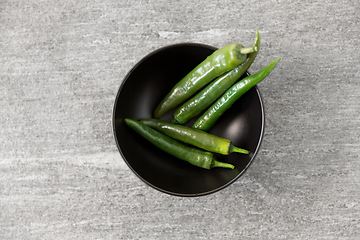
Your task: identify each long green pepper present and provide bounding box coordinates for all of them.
[172,29,261,125]
[154,40,258,119]
[193,57,281,132]
[124,118,235,169]
[140,118,249,155]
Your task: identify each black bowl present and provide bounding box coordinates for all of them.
[113,43,264,197]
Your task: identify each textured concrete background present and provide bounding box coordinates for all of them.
[1,0,360,239]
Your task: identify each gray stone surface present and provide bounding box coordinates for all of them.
[1,0,359,239]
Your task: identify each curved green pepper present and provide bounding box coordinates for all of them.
[172,29,260,124]
[124,118,235,169]
[141,118,249,155]
[154,40,258,119]
[193,57,281,132]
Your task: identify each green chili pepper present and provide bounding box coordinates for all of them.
[154,40,258,119]
[124,118,235,169]
[193,57,281,132]
[172,29,261,124]
[141,118,249,155]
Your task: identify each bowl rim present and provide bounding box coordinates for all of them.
[112,42,265,197]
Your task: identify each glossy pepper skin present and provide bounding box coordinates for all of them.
[172,29,261,125]
[124,118,235,169]
[193,57,281,132]
[140,118,249,155]
[153,41,258,119]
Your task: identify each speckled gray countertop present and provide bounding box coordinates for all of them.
[1,0,359,239]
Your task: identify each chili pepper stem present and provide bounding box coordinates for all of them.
[240,46,258,55]
[229,144,250,154]
[211,160,235,169]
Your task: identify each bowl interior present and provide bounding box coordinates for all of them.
[113,43,264,197]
